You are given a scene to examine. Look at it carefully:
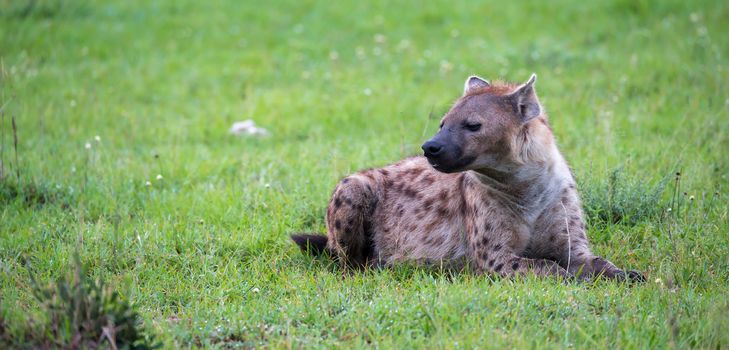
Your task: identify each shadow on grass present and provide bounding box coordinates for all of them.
[580,168,667,227]
[0,179,74,208]
[0,0,90,20]
[0,255,159,349]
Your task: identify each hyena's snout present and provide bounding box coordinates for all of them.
[422,132,468,173]
[422,130,453,161]
[422,139,445,158]
[422,138,449,172]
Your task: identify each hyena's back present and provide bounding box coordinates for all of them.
[308,156,468,267]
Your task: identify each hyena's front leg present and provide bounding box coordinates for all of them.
[467,222,569,278]
[565,248,645,282]
[541,201,645,282]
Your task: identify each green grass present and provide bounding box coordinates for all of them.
[1,0,728,348]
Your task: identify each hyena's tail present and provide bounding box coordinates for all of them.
[290,234,329,256]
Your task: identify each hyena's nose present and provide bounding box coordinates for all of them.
[422,141,444,157]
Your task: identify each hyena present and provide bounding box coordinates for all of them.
[292,74,643,281]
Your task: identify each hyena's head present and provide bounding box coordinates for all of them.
[422,74,551,173]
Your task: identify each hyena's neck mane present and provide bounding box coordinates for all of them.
[470,116,574,219]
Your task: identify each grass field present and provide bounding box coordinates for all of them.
[1,0,728,348]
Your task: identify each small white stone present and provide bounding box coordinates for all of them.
[229,120,270,137]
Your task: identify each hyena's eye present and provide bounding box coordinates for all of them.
[463,122,482,132]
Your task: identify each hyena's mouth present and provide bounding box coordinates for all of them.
[426,155,476,173]
[426,157,453,173]
[424,157,441,169]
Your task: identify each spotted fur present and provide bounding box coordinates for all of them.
[292,74,644,282]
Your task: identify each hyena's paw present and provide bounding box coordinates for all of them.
[572,271,593,283]
[606,269,646,283]
[623,269,646,283]
[589,257,645,283]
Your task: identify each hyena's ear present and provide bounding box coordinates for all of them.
[463,75,490,94]
[508,73,541,122]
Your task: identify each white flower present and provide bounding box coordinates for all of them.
[329,50,339,60]
[396,39,411,51]
[145,181,152,187]
[363,88,372,96]
[156,174,163,180]
[264,183,271,188]
[84,142,91,149]
[439,60,453,73]
[374,33,386,44]
[251,287,260,293]
[94,135,101,142]
[355,47,366,59]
